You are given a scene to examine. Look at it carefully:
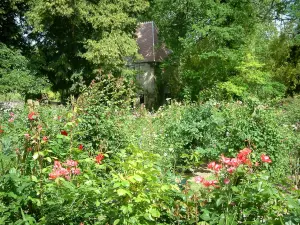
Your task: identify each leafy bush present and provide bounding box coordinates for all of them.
[0,103,175,224]
[0,93,299,224]
[173,149,300,224]
[162,101,293,176]
[218,54,286,101]
[76,74,135,153]
[0,43,49,98]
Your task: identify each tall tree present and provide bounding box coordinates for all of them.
[0,0,29,50]
[148,0,284,100]
[26,0,149,98]
[0,43,49,98]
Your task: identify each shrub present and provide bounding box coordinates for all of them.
[76,74,135,154]
[173,149,300,224]
[0,91,299,224]
[163,101,292,177]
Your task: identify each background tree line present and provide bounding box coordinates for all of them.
[0,0,299,102]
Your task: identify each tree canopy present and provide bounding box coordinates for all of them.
[26,0,149,97]
[1,0,300,102]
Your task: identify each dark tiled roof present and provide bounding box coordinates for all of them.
[136,21,168,62]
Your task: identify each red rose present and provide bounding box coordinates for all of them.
[261,154,272,163]
[61,130,68,136]
[95,154,105,164]
[28,112,37,120]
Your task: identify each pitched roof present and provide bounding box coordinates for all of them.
[136,21,168,62]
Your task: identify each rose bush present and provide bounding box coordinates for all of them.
[0,86,299,224]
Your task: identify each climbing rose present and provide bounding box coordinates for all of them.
[54,161,62,169]
[194,175,218,188]
[237,148,252,165]
[228,158,240,167]
[207,161,216,169]
[61,130,68,136]
[207,162,222,172]
[49,170,61,180]
[227,167,236,174]
[238,148,251,156]
[214,163,222,171]
[49,160,80,180]
[224,178,230,184]
[8,118,14,123]
[95,154,105,164]
[71,168,81,175]
[261,154,272,163]
[42,136,48,142]
[194,176,204,184]
[221,154,231,164]
[78,144,84,150]
[37,124,43,131]
[202,180,218,187]
[59,168,69,176]
[28,112,37,120]
[65,159,78,167]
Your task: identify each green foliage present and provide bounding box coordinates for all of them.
[274,96,300,187]
[178,150,300,224]
[0,102,174,224]
[26,0,149,96]
[218,54,286,100]
[103,145,174,224]
[0,95,299,224]
[0,93,23,101]
[162,101,293,176]
[0,0,29,49]
[76,74,135,153]
[0,43,49,97]
[147,0,281,101]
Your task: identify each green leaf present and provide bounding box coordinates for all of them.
[133,174,143,182]
[31,176,38,182]
[161,185,170,191]
[113,219,120,225]
[45,157,52,162]
[200,210,210,221]
[231,186,239,192]
[216,197,224,207]
[148,207,160,218]
[32,152,39,160]
[117,189,129,196]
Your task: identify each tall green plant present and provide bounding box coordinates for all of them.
[0,43,49,98]
[26,0,149,97]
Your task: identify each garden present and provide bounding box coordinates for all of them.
[0,75,300,224]
[1,0,300,224]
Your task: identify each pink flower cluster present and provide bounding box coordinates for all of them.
[28,112,37,121]
[8,112,15,123]
[207,161,222,172]
[194,176,218,187]
[261,154,272,163]
[194,148,273,188]
[219,148,252,173]
[49,160,80,180]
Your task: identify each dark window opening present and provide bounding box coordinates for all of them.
[140,94,144,104]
